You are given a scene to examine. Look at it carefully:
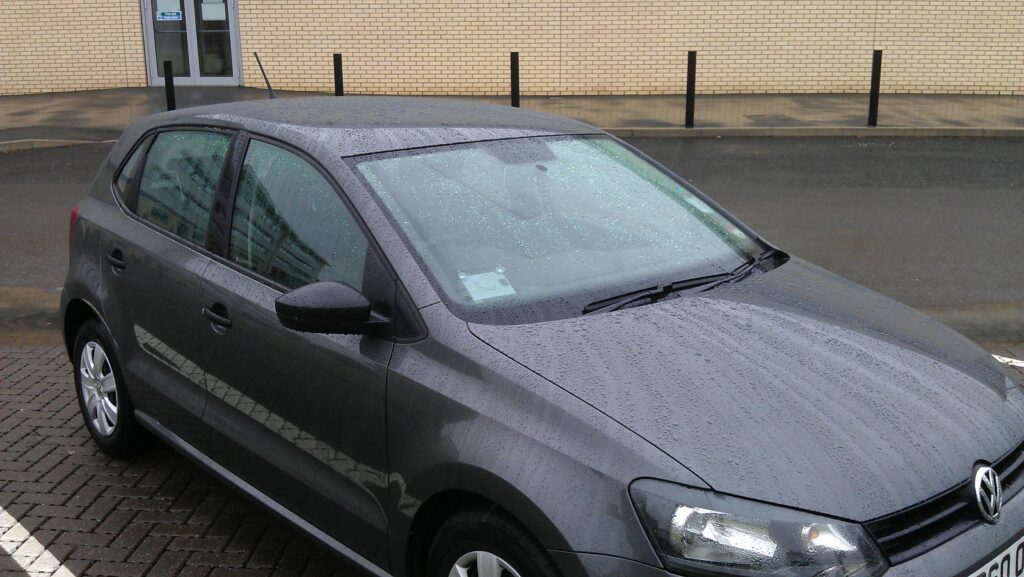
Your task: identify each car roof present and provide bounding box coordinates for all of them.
[136,96,604,157]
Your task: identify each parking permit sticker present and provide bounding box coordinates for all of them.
[460,271,516,302]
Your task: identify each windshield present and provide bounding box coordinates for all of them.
[350,135,763,324]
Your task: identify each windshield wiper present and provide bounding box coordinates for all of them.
[698,248,781,293]
[582,273,731,315]
[581,249,782,316]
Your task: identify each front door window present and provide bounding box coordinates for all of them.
[228,140,371,291]
[145,0,238,85]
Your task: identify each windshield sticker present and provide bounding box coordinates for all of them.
[460,271,516,302]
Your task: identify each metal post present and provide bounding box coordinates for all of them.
[510,52,520,108]
[163,60,176,111]
[868,49,882,127]
[685,51,696,128]
[333,53,344,96]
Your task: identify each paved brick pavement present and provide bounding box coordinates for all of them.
[0,336,359,577]
[1,330,1022,577]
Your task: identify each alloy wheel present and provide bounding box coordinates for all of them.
[448,551,523,577]
[79,341,118,436]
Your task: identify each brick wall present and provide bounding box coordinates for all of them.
[1,1,1021,96]
[0,0,147,96]
[237,0,1023,96]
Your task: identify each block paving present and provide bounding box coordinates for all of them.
[0,334,359,577]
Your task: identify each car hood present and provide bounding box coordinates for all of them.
[468,258,1024,520]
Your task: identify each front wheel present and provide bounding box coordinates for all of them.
[73,319,146,457]
[426,508,561,577]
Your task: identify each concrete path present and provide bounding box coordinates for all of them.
[0,88,275,147]
[2,88,1022,151]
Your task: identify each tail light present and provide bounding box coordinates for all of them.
[68,205,79,249]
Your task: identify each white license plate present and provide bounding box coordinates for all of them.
[971,532,1024,577]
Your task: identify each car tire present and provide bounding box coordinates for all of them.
[73,319,146,458]
[426,507,562,577]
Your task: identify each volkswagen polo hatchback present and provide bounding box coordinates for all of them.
[63,97,1024,577]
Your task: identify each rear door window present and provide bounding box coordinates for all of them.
[113,135,151,204]
[134,130,231,246]
[228,139,369,291]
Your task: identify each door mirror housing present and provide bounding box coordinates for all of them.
[275,281,387,334]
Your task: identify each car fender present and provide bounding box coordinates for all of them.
[383,304,708,576]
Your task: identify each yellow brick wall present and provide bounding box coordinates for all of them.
[238,0,1023,96]
[874,1,1024,94]
[0,0,147,96]
[1,1,1021,96]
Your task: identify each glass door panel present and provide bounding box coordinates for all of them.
[144,0,238,85]
[153,0,190,77]
[195,0,233,77]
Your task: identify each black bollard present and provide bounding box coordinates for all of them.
[685,51,696,128]
[868,50,882,126]
[163,60,176,111]
[334,53,344,96]
[510,52,520,108]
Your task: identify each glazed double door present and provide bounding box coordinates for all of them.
[142,0,240,86]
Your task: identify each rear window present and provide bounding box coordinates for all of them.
[113,136,151,203]
[134,130,231,246]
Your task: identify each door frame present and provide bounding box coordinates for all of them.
[140,0,243,87]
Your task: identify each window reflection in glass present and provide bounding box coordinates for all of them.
[229,141,368,291]
[114,137,151,203]
[136,131,230,246]
[353,136,761,323]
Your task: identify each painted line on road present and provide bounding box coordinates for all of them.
[0,505,73,576]
[994,354,1024,369]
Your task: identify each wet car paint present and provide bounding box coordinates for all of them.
[470,257,1024,521]
[61,96,1021,577]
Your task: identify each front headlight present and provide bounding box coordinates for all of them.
[630,479,888,577]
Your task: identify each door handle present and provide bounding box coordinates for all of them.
[106,249,126,271]
[202,305,232,329]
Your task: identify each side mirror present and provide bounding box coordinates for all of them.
[275,281,387,334]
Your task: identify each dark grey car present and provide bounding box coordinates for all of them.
[62,97,1024,577]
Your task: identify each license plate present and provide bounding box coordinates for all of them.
[971,532,1024,577]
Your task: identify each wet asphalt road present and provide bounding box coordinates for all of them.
[632,136,1024,309]
[1,143,111,292]
[1,137,1021,312]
